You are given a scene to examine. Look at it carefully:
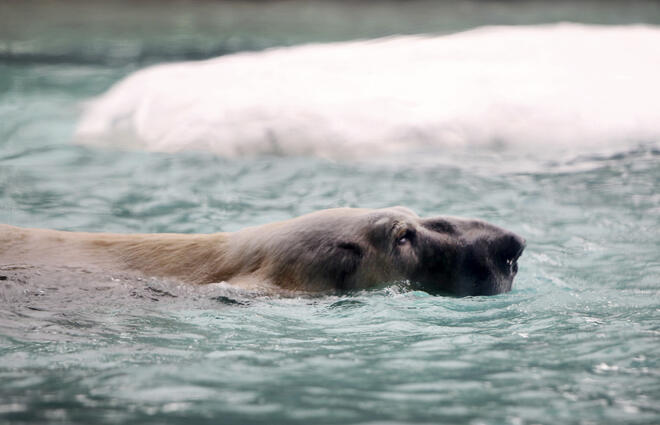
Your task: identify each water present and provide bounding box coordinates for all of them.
[1,1,659,424]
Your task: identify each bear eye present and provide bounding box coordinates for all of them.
[396,230,414,246]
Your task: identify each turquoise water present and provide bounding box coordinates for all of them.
[1,1,660,424]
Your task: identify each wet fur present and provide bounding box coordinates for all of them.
[0,207,524,296]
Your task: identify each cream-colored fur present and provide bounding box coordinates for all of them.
[0,207,526,296]
[0,209,368,293]
[0,224,258,287]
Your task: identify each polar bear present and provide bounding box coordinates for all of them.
[0,207,525,296]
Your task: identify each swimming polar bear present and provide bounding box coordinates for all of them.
[0,207,525,296]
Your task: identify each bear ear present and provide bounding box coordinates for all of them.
[331,241,365,291]
[336,241,364,258]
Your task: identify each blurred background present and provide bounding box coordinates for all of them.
[1,0,659,231]
[3,0,659,66]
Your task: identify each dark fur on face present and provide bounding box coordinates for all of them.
[252,207,525,296]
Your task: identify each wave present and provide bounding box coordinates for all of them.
[75,24,660,158]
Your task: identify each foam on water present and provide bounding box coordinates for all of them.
[76,24,660,158]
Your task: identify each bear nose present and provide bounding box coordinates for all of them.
[495,232,526,275]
